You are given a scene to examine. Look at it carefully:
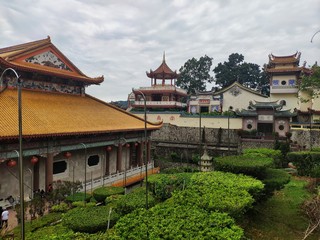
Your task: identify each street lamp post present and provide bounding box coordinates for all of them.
[0,68,25,239]
[132,88,148,210]
[80,143,87,204]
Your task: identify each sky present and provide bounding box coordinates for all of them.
[0,0,319,102]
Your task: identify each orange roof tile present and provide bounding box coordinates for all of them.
[0,37,103,84]
[0,88,161,139]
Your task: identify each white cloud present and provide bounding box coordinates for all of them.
[0,0,319,102]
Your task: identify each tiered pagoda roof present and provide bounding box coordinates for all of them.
[268,52,301,65]
[146,53,179,80]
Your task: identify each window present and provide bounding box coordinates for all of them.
[288,79,295,86]
[247,124,253,130]
[272,80,279,86]
[281,80,286,86]
[53,161,67,174]
[278,125,285,131]
[88,155,100,167]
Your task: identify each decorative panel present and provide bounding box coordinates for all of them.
[25,51,72,71]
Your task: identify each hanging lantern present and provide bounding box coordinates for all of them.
[125,143,130,148]
[30,156,39,165]
[106,146,112,152]
[7,159,17,167]
[64,152,72,159]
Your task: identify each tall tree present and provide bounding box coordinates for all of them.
[177,55,214,94]
[300,64,320,102]
[213,53,269,95]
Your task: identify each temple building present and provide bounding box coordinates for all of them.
[0,37,162,201]
[129,54,187,111]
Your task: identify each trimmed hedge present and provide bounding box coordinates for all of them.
[243,148,282,168]
[113,187,156,216]
[65,192,91,203]
[287,151,320,176]
[170,171,264,217]
[92,186,124,203]
[62,206,119,233]
[109,203,244,240]
[215,155,274,179]
[261,168,291,197]
[147,173,193,201]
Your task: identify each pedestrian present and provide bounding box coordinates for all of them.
[1,208,9,228]
[0,206,3,228]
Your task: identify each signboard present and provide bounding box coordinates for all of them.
[199,99,210,104]
[258,115,273,122]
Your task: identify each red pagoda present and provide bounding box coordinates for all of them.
[130,53,187,110]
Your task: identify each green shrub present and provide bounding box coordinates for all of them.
[110,204,244,240]
[65,192,91,203]
[93,186,124,203]
[287,151,320,176]
[261,168,291,197]
[51,202,69,213]
[62,206,119,233]
[114,187,156,216]
[71,201,96,208]
[215,155,274,179]
[170,171,264,217]
[170,152,179,161]
[243,148,282,168]
[147,173,193,201]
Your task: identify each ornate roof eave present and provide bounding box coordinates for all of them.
[0,57,104,84]
[213,81,268,98]
[235,110,258,117]
[274,110,297,117]
[268,52,301,64]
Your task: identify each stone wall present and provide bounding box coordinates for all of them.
[291,129,320,149]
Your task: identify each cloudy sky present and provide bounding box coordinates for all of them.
[1,0,319,102]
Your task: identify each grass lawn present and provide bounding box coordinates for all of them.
[240,177,319,240]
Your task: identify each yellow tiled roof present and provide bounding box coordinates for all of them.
[0,88,161,139]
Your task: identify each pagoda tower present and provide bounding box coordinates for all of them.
[131,53,187,110]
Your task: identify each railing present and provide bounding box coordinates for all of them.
[290,123,320,130]
[136,86,187,95]
[133,101,187,107]
[81,162,154,191]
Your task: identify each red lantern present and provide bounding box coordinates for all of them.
[125,143,130,148]
[30,156,38,165]
[7,160,17,167]
[64,152,72,159]
[106,146,112,152]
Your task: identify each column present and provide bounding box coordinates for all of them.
[117,144,122,172]
[45,152,54,191]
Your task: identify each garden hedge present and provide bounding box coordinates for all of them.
[287,151,320,176]
[109,203,244,240]
[92,186,124,203]
[215,155,274,179]
[243,148,282,167]
[261,168,291,197]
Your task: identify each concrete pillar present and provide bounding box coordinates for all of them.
[45,152,54,191]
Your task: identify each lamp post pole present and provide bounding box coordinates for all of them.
[0,68,25,239]
[80,143,87,204]
[132,89,148,210]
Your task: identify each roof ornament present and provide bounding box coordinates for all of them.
[163,51,166,63]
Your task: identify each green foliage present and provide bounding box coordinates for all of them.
[65,192,92,203]
[300,65,320,101]
[215,155,274,179]
[92,186,124,203]
[113,187,156,216]
[243,148,282,168]
[25,223,74,240]
[213,53,269,95]
[147,173,193,201]
[160,166,198,174]
[177,55,214,94]
[47,180,83,205]
[62,206,119,233]
[71,201,96,208]
[287,151,320,176]
[110,204,244,240]
[51,202,70,213]
[274,140,290,167]
[170,152,179,161]
[261,168,291,197]
[170,172,264,217]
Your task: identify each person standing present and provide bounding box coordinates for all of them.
[1,208,9,228]
[0,206,3,228]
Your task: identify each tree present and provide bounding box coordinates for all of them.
[213,53,269,95]
[177,55,214,94]
[300,64,320,102]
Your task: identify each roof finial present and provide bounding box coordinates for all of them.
[163,51,166,63]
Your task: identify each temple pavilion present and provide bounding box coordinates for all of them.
[130,53,187,110]
[0,37,162,202]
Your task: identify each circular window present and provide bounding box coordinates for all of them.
[281,80,286,86]
[247,124,252,130]
[278,125,285,131]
